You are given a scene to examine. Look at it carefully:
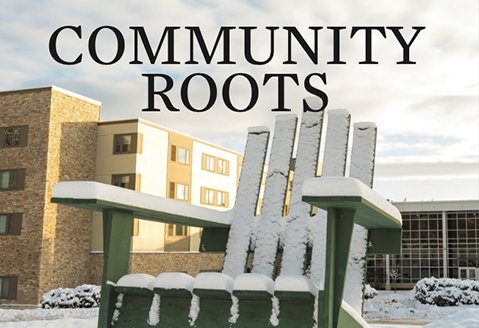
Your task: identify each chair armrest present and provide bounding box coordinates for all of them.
[302,177,402,229]
[51,181,232,228]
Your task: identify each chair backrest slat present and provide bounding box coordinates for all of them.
[280,109,324,276]
[308,109,351,287]
[344,123,377,312]
[222,127,270,278]
[252,115,298,277]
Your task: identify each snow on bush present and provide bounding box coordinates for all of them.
[415,277,479,306]
[41,285,101,309]
[364,284,378,299]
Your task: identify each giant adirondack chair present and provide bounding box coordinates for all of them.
[51,99,402,328]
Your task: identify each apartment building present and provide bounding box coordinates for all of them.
[89,119,243,283]
[367,200,479,290]
[0,86,243,304]
[0,86,100,304]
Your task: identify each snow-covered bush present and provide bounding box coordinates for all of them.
[41,284,101,309]
[415,277,479,306]
[364,284,378,299]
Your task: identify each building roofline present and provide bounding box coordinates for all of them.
[0,85,102,106]
[393,199,479,212]
[99,118,244,157]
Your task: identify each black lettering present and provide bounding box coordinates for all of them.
[49,25,82,65]
[130,26,180,64]
[181,73,217,112]
[88,26,125,65]
[223,73,259,112]
[387,26,425,64]
[142,73,180,111]
[350,26,387,64]
[263,73,299,112]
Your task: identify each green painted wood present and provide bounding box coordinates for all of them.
[157,295,192,327]
[368,228,402,254]
[277,299,315,328]
[321,208,356,328]
[302,196,401,230]
[193,297,232,327]
[234,299,273,328]
[199,227,230,252]
[338,307,368,328]
[111,292,154,328]
[50,197,229,228]
[97,209,133,328]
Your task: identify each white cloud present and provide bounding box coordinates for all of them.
[0,0,478,200]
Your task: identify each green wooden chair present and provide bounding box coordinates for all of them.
[52,99,402,328]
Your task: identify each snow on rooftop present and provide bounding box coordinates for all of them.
[116,274,156,290]
[233,273,275,295]
[155,272,194,291]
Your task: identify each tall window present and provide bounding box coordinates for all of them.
[113,133,142,154]
[169,182,190,201]
[0,126,28,148]
[111,174,138,190]
[201,187,229,207]
[202,153,229,175]
[0,276,18,299]
[0,169,25,191]
[170,145,190,165]
[0,213,22,235]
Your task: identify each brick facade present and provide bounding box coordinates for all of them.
[0,87,100,304]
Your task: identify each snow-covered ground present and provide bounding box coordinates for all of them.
[1,290,479,327]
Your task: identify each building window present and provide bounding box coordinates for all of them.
[113,133,142,154]
[0,169,26,191]
[111,174,139,190]
[201,187,229,207]
[166,224,188,237]
[0,276,18,299]
[0,213,22,235]
[0,126,28,148]
[171,145,190,165]
[202,153,230,175]
[169,182,189,201]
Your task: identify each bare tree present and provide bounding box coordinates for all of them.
[389,268,402,293]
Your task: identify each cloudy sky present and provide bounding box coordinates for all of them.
[1,0,478,202]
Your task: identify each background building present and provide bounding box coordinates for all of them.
[89,119,243,283]
[367,200,479,290]
[0,86,100,304]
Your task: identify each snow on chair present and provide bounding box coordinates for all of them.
[51,99,402,328]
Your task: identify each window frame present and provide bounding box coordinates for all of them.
[169,182,190,201]
[201,187,229,207]
[0,213,22,235]
[0,125,28,148]
[113,133,142,154]
[166,224,188,237]
[171,145,190,165]
[0,169,26,191]
[201,153,230,175]
[0,276,18,299]
[111,174,140,190]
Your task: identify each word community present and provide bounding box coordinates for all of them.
[49,25,426,113]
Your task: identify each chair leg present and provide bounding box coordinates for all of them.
[321,208,355,328]
[98,209,133,328]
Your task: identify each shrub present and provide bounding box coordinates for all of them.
[364,284,378,299]
[41,284,101,309]
[415,277,479,306]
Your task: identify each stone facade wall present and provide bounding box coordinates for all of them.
[0,87,100,304]
[38,89,100,297]
[89,252,225,284]
[0,88,53,304]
